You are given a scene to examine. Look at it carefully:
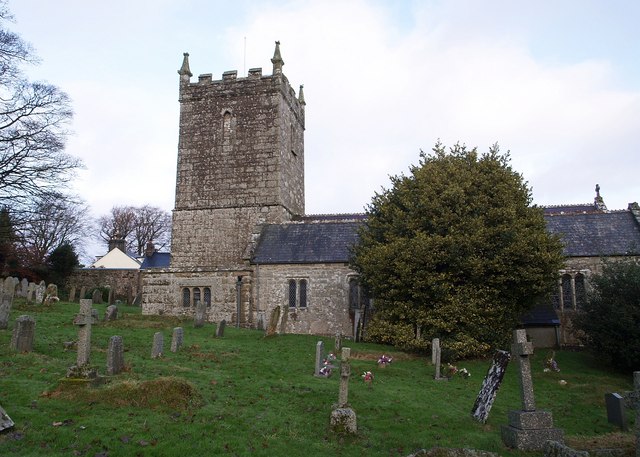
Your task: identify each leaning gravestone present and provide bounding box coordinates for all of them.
[151,332,163,358]
[10,315,35,352]
[501,329,563,451]
[472,350,511,423]
[0,404,14,432]
[104,305,118,321]
[194,300,206,328]
[265,306,281,337]
[314,340,325,377]
[0,292,13,330]
[106,335,125,375]
[171,327,183,352]
[330,347,357,434]
[67,299,97,378]
[216,319,226,338]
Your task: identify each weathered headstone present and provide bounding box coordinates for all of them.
[26,282,35,304]
[314,340,325,377]
[69,286,76,303]
[0,404,14,432]
[472,350,511,423]
[67,299,97,378]
[431,338,439,365]
[433,338,447,381]
[106,335,125,375]
[79,286,86,301]
[605,392,627,431]
[43,283,59,305]
[35,283,45,304]
[265,305,280,337]
[151,332,163,358]
[330,347,357,434]
[216,319,226,338]
[0,292,13,329]
[501,329,563,451]
[10,315,35,352]
[104,305,118,321]
[171,327,183,352]
[334,332,342,353]
[19,278,28,297]
[194,300,206,328]
[3,277,14,298]
[92,289,103,304]
[107,287,114,305]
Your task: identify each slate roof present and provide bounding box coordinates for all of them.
[252,217,362,264]
[140,252,171,269]
[521,304,561,326]
[545,210,640,257]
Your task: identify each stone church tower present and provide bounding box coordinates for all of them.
[143,42,306,323]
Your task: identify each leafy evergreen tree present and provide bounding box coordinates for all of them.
[574,259,640,372]
[351,142,564,359]
[46,243,79,287]
[0,206,17,275]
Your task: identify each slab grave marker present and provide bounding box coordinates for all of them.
[216,319,226,337]
[10,315,35,352]
[35,283,45,304]
[79,286,86,301]
[433,338,447,381]
[314,340,325,377]
[69,286,76,303]
[265,306,280,337]
[194,300,206,328]
[0,292,12,329]
[19,278,28,297]
[471,350,511,423]
[107,288,114,305]
[432,338,439,365]
[3,277,14,298]
[171,327,183,352]
[151,332,163,358]
[26,282,35,304]
[0,404,14,432]
[106,335,125,375]
[501,329,563,451]
[605,392,627,431]
[92,289,103,304]
[330,347,357,434]
[67,299,97,378]
[104,305,118,321]
[43,283,58,305]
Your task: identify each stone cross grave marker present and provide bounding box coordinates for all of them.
[265,306,280,336]
[151,332,163,358]
[338,347,351,407]
[314,340,325,377]
[501,329,563,451]
[171,327,183,352]
[106,335,125,375]
[330,347,357,434]
[0,292,13,329]
[216,319,226,338]
[471,350,511,423]
[194,300,206,328]
[433,338,447,381]
[10,315,35,352]
[0,404,14,432]
[334,332,342,353]
[67,299,97,378]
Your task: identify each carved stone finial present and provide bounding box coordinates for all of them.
[595,183,600,197]
[178,52,193,79]
[594,183,607,211]
[298,84,305,106]
[271,41,284,76]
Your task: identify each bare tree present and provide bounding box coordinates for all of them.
[0,1,81,212]
[97,205,171,256]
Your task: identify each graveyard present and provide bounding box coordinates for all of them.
[0,297,637,456]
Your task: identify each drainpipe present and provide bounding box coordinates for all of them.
[236,276,243,328]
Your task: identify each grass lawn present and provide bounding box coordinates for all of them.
[0,300,636,456]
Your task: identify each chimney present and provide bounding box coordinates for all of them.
[145,240,156,258]
[108,233,126,253]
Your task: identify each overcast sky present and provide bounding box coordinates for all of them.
[7,0,640,259]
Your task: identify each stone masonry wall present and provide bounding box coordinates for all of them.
[254,263,355,336]
[69,269,140,303]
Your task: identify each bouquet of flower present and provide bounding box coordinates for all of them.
[326,353,336,362]
[377,354,393,367]
[544,351,560,372]
[445,363,458,378]
[362,371,374,387]
[319,365,332,377]
[459,368,471,378]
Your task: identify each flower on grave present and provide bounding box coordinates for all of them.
[544,351,560,372]
[558,379,567,386]
[458,368,471,378]
[377,354,393,366]
[362,371,374,386]
[445,363,458,378]
[319,365,332,377]
[326,353,336,362]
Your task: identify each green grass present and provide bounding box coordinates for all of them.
[0,300,635,456]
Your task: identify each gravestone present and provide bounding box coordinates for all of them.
[26,282,35,304]
[106,335,125,375]
[43,283,58,305]
[35,283,45,304]
[10,315,35,352]
[543,441,589,457]
[605,392,627,431]
[501,329,563,451]
[67,299,97,378]
[314,340,325,377]
[265,306,280,337]
[104,305,118,321]
[19,278,28,297]
[334,332,342,353]
[330,347,357,434]
[0,292,13,329]
[171,327,183,352]
[3,277,14,297]
[92,289,103,304]
[0,404,14,432]
[472,350,511,423]
[151,332,163,358]
[69,286,76,303]
[107,288,114,305]
[194,300,206,328]
[216,319,226,337]
[353,309,362,342]
[433,338,447,381]
[79,286,86,301]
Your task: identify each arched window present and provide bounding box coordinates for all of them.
[182,288,191,307]
[193,287,201,306]
[204,287,211,307]
[299,279,307,308]
[561,274,573,310]
[575,273,587,308]
[288,279,297,308]
[349,278,359,310]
